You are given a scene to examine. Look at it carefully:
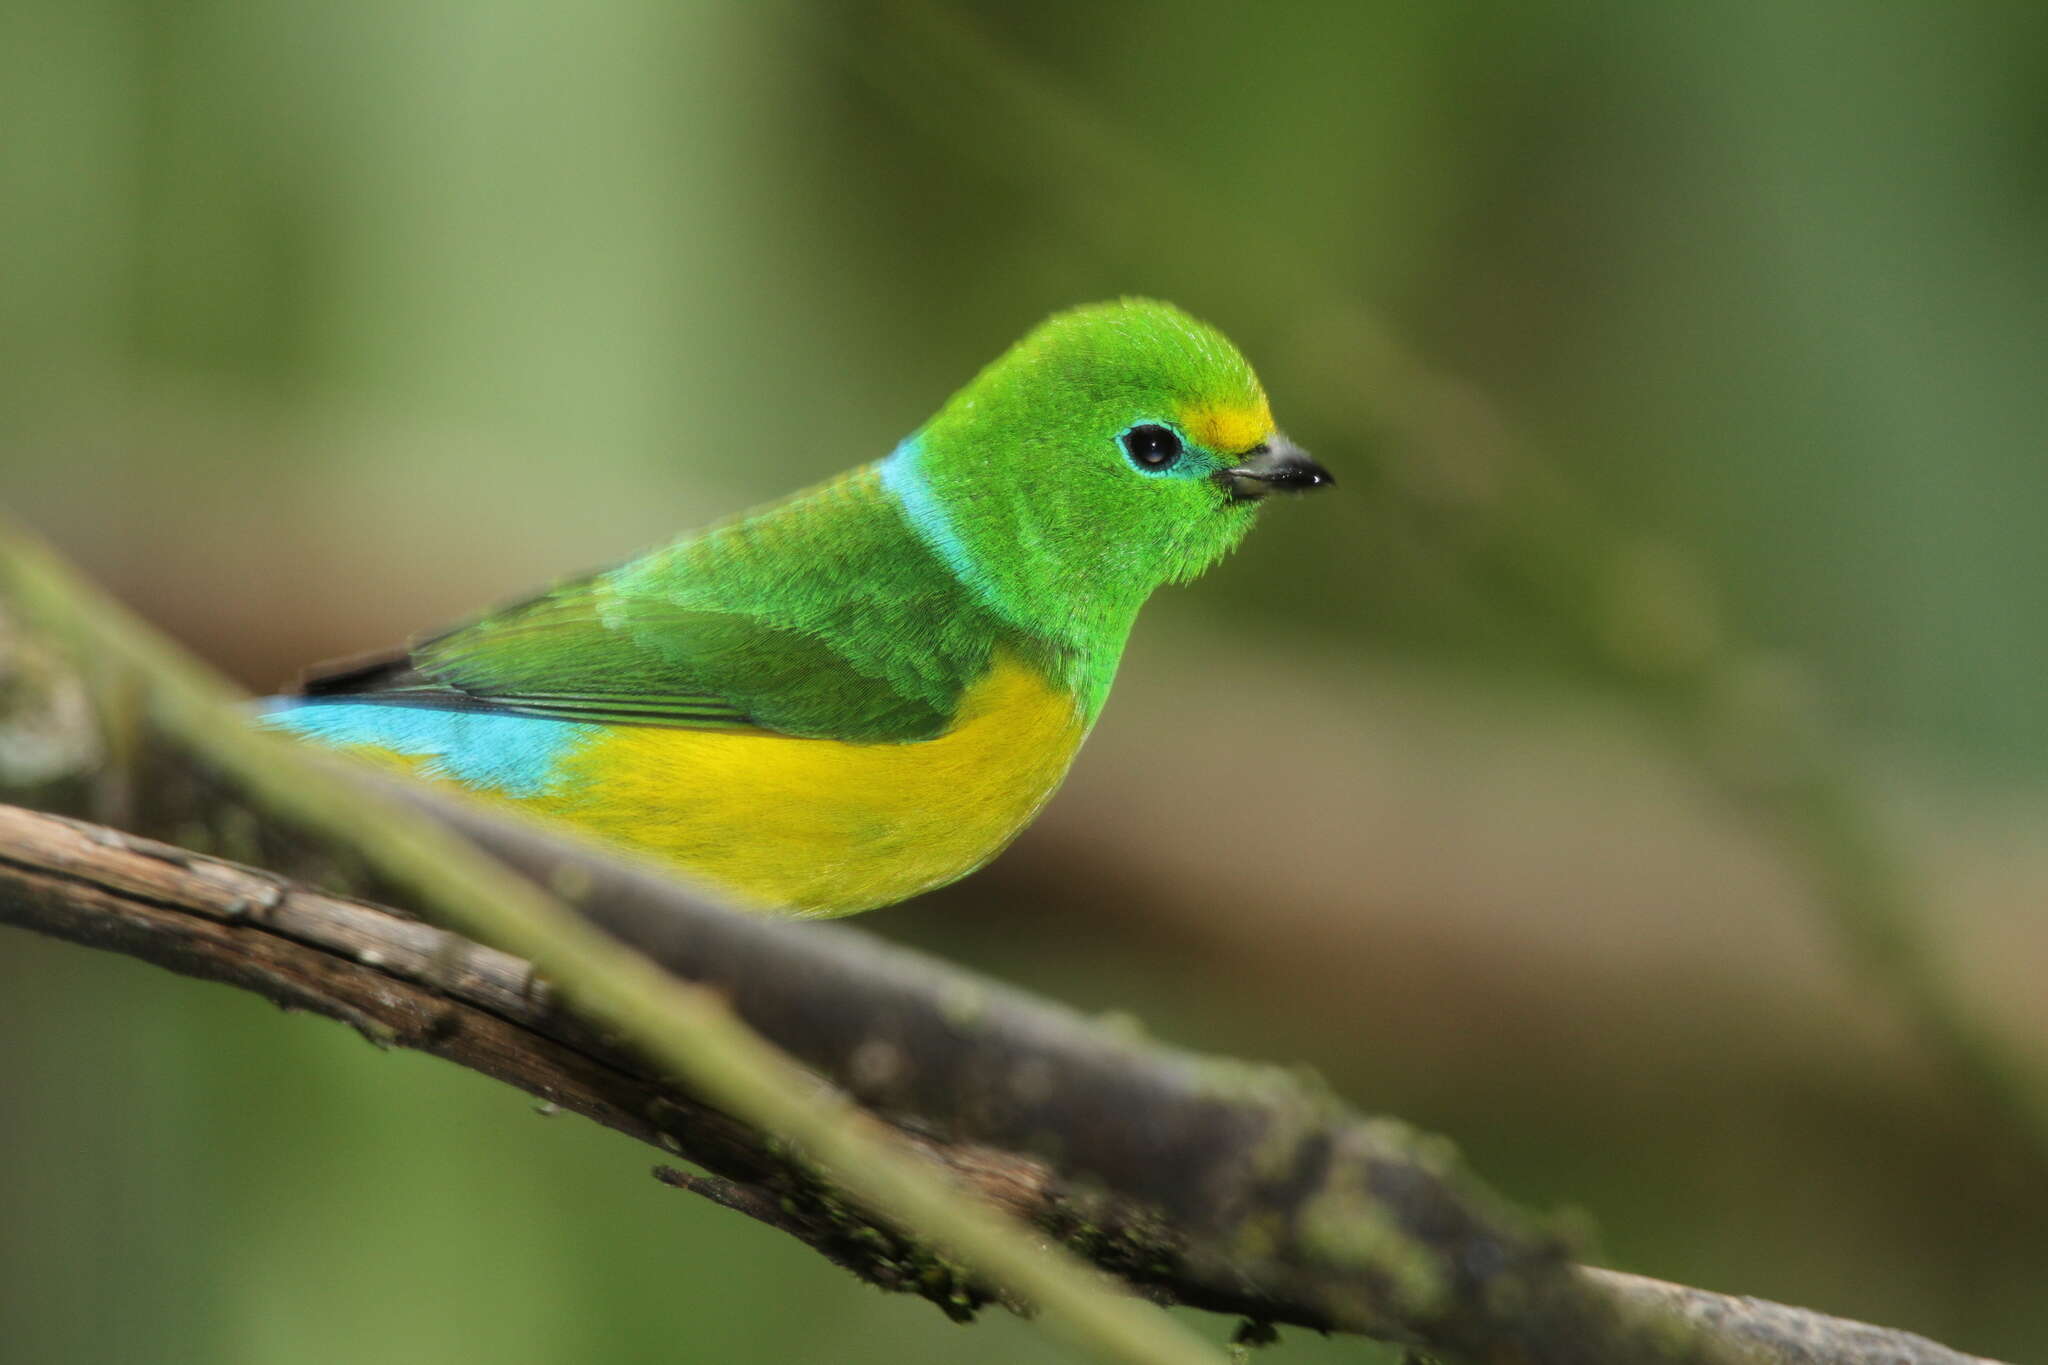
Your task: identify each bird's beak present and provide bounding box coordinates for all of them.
[1220,436,1334,502]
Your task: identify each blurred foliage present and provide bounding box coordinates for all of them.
[3,2,2046,1362]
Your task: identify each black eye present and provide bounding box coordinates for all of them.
[1121,423,1183,471]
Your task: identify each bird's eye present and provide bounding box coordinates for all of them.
[1121,424,1183,471]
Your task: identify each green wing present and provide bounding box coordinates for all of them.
[297,466,1013,743]
[297,573,972,743]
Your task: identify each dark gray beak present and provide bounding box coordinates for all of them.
[1221,436,1334,501]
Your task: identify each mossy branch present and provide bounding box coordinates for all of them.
[0,524,1228,1365]
[0,803,2005,1365]
[0,530,2014,1365]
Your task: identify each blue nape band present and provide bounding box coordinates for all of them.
[878,437,991,600]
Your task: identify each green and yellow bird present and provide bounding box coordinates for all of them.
[265,299,1331,916]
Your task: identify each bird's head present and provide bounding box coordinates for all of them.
[893,299,1330,639]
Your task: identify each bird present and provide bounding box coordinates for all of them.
[263,299,1331,916]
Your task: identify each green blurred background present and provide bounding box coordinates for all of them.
[4,2,2046,1361]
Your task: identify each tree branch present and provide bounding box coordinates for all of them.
[0,527,1230,1365]
[0,804,2004,1365]
[0,526,2015,1364]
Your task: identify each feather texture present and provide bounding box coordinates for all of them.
[267,299,1317,914]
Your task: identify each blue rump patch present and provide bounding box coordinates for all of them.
[258,699,589,798]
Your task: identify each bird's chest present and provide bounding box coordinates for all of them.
[536,655,1088,915]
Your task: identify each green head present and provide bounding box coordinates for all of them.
[883,299,1330,654]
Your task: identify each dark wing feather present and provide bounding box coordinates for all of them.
[297,648,440,698]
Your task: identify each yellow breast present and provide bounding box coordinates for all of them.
[508,651,1086,916]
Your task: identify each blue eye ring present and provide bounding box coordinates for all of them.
[1119,422,1185,473]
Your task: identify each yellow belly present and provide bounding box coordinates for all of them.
[495,652,1086,916]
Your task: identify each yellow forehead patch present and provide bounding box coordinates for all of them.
[1179,401,1273,455]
